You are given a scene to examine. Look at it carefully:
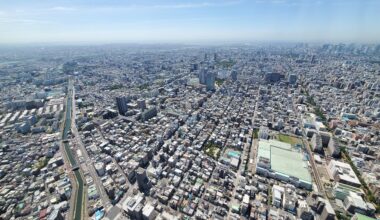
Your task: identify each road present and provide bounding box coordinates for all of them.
[70,87,113,211]
[290,85,325,194]
[227,89,259,218]
[302,137,324,193]
[61,79,86,220]
[250,88,260,174]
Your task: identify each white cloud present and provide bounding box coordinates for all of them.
[255,0,287,4]
[152,1,241,9]
[49,6,77,11]
[85,1,241,12]
[151,1,239,9]
[152,2,213,9]
[0,18,50,24]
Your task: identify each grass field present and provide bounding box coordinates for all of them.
[204,142,221,159]
[205,146,220,159]
[277,134,302,146]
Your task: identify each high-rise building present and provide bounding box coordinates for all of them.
[122,193,145,220]
[137,99,146,110]
[141,107,157,121]
[205,72,215,91]
[288,74,297,84]
[136,167,152,192]
[231,70,238,81]
[190,63,198,72]
[116,96,130,115]
[311,133,323,153]
[103,108,118,119]
[265,72,284,83]
[327,138,340,158]
[199,68,207,84]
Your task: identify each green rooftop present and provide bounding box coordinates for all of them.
[354,213,376,220]
[336,182,363,193]
[257,140,312,184]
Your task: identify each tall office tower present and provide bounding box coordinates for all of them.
[116,96,129,115]
[137,99,146,110]
[141,107,158,122]
[288,74,297,84]
[205,72,215,91]
[190,63,198,72]
[231,70,238,81]
[199,68,207,84]
[265,72,284,84]
[136,167,152,192]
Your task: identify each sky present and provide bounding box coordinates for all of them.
[0,0,379,44]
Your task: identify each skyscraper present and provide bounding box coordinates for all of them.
[199,68,207,84]
[136,167,151,192]
[190,63,198,72]
[116,96,130,115]
[231,70,238,81]
[141,107,157,121]
[205,72,215,91]
[288,74,297,84]
[137,99,146,110]
[264,72,284,84]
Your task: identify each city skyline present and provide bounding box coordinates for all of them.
[1,0,380,44]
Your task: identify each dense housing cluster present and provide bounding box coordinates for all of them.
[0,44,380,220]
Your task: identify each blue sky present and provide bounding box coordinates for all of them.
[0,0,379,44]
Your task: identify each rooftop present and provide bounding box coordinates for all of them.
[354,213,377,220]
[257,139,312,183]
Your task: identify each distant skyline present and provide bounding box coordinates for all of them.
[0,0,380,44]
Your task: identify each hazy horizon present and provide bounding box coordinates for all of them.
[1,0,380,44]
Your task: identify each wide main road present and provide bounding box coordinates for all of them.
[62,80,86,220]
